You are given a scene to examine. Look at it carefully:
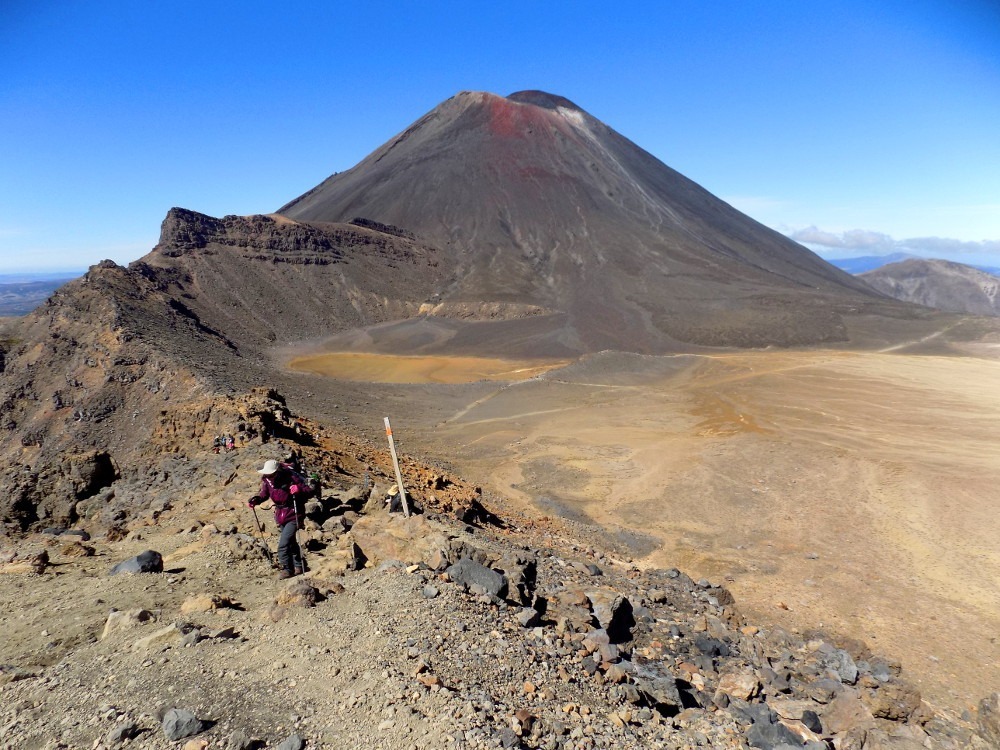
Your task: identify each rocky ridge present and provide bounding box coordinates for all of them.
[0,209,458,533]
[1,394,996,750]
[860,258,1000,317]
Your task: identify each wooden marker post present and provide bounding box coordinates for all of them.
[383,417,411,518]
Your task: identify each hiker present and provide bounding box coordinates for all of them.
[284,448,303,473]
[248,459,309,578]
[385,484,404,513]
[212,435,222,454]
[224,433,235,452]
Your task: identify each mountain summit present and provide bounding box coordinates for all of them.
[279,90,893,350]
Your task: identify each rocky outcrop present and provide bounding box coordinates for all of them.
[979,693,1000,746]
[108,550,163,575]
[0,261,227,531]
[155,208,424,266]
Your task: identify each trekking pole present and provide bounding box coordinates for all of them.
[292,498,308,573]
[383,417,411,518]
[249,505,277,569]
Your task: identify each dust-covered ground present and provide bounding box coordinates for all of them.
[284,344,1000,715]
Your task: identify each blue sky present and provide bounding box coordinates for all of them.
[2,1,999,272]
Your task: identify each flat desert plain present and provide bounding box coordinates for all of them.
[288,346,1000,712]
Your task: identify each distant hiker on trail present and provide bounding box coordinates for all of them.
[223,433,235,452]
[248,459,311,578]
[284,448,302,473]
[212,435,222,454]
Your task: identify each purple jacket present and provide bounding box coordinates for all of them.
[256,468,308,526]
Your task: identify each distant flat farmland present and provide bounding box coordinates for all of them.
[0,275,77,316]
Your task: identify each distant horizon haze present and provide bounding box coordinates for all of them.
[2,236,993,280]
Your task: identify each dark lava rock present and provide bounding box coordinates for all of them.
[516,607,540,628]
[823,647,859,684]
[499,727,521,748]
[804,677,843,703]
[105,720,140,745]
[586,589,635,643]
[162,708,204,741]
[226,730,264,750]
[977,692,1000,746]
[746,718,804,749]
[635,676,683,715]
[447,558,507,599]
[498,555,537,605]
[694,634,730,657]
[109,549,163,575]
[274,734,305,750]
[761,666,791,693]
[729,699,777,727]
[801,709,822,734]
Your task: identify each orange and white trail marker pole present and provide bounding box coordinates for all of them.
[384,417,411,518]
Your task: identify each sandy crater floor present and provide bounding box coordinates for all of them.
[289,352,570,384]
[289,346,1000,712]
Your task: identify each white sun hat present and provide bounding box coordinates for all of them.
[257,459,280,475]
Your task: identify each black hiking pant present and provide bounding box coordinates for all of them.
[277,520,302,574]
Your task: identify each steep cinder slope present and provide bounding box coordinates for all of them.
[279,90,904,350]
[860,258,1000,316]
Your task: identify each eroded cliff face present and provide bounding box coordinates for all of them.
[155,208,413,263]
[144,208,455,349]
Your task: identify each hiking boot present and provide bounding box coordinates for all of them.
[278,570,292,580]
[293,567,303,576]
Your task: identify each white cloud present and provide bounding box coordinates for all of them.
[897,236,1000,255]
[787,225,1000,262]
[789,226,895,251]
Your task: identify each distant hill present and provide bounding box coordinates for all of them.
[0,275,78,316]
[860,258,1000,316]
[826,253,917,274]
[827,254,1000,278]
